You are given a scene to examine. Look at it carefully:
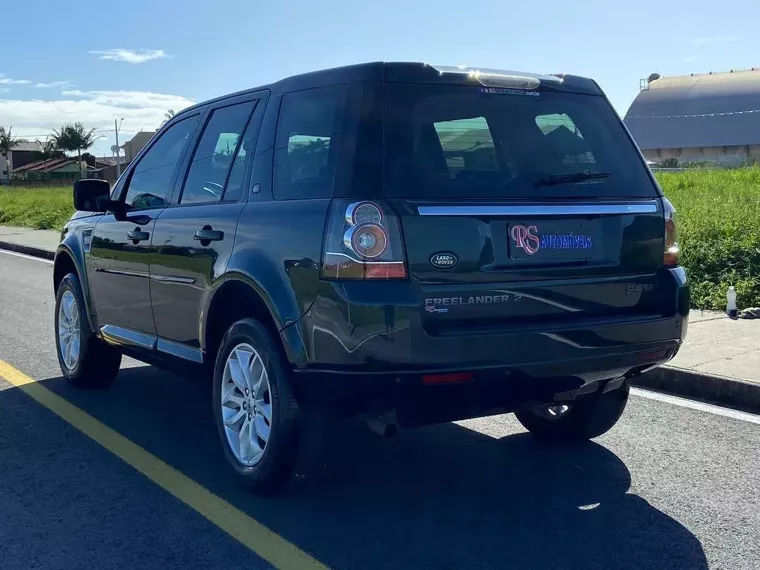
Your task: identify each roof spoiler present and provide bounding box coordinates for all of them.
[384,63,602,95]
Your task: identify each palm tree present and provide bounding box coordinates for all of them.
[162,109,176,126]
[52,122,97,176]
[39,137,60,178]
[0,126,25,185]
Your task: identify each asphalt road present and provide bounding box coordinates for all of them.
[0,249,758,570]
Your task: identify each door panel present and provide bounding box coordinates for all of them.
[149,96,265,352]
[88,112,202,338]
[89,214,158,334]
[149,203,244,347]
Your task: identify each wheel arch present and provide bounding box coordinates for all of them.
[53,243,98,332]
[202,277,307,368]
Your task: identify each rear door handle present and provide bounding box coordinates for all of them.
[127,229,150,242]
[193,229,224,242]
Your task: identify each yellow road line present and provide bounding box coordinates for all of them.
[0,359,329,570]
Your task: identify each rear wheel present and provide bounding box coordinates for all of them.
[515,380,629,442]
[212,318,300,493]
[55,272,121,388]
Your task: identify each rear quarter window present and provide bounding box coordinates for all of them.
[273,85,346,200]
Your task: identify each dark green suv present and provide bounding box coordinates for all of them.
[53,63,689,492]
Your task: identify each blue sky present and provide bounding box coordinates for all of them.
[2,0,758,156]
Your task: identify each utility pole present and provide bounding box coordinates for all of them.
[114,118,124,178]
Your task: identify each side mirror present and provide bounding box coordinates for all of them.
[73,179,113,213]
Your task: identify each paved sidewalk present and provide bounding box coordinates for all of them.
[672,311,759,383]
[1,225,759,412]
[0,226,60,260]
[637,310,760,413]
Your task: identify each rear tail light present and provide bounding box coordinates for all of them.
[662,197,680,266]
[322,200,408,280]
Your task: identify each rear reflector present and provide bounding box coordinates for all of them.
[422,372,474,384]
[363,262,407,279]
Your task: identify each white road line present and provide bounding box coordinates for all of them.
[631,386,760,425]
[0,249,54,264]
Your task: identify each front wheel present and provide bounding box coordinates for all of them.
[515,380,630,442]
[212,318,301,493]
[55,272,121,388]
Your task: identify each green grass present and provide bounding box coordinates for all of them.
[0,186,75,230]
[657,168,760,310]
[3,172,760,310]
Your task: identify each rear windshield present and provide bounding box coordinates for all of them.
[383,83,656,199]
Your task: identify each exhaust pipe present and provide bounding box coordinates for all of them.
[365,414,398,438]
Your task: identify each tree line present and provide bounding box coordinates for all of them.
[0,123,98,184]
[1,110,177,184]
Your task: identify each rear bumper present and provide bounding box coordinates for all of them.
[283,267,689,420]
[291,343,676,426]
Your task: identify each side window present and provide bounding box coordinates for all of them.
[124,116,199,209]
[223,105,262,203]
[273,85,345,200]
[180,101,256,205]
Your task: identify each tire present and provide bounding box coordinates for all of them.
[55,272,121,388]
[212,318,300,493]
[515,380,630,442]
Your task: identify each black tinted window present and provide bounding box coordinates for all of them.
[384,84,655,199]
[125,116,198,209]
[433,116,498,180]
[224,105,262,202]
[273,86,345,200]
[181,101,255,204]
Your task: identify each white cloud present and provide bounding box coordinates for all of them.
[34,81,73,88]
[692,34,742,45]
[0,89,194,154]
[59,89,193,110]
[89,49,171,64]
[0,75,31,85]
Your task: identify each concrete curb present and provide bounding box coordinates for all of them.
[0,241,55,261]
[633,366,760,416]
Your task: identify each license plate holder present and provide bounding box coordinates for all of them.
[508,221,598,261]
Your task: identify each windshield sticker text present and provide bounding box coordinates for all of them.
[480,88,540,97]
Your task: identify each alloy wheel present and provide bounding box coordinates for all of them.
[220,343,273,466]
[58,290,81,371]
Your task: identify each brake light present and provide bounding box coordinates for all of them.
[663,197,680,266]
[322,200,408,280]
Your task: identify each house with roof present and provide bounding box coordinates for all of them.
[624,68,760,166]
[13,156,124,182]
[13,158,84,180]
[0,140,45,182]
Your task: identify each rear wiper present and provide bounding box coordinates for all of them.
[535,171,611,187]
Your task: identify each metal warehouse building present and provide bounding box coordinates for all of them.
[624,68,760,165]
